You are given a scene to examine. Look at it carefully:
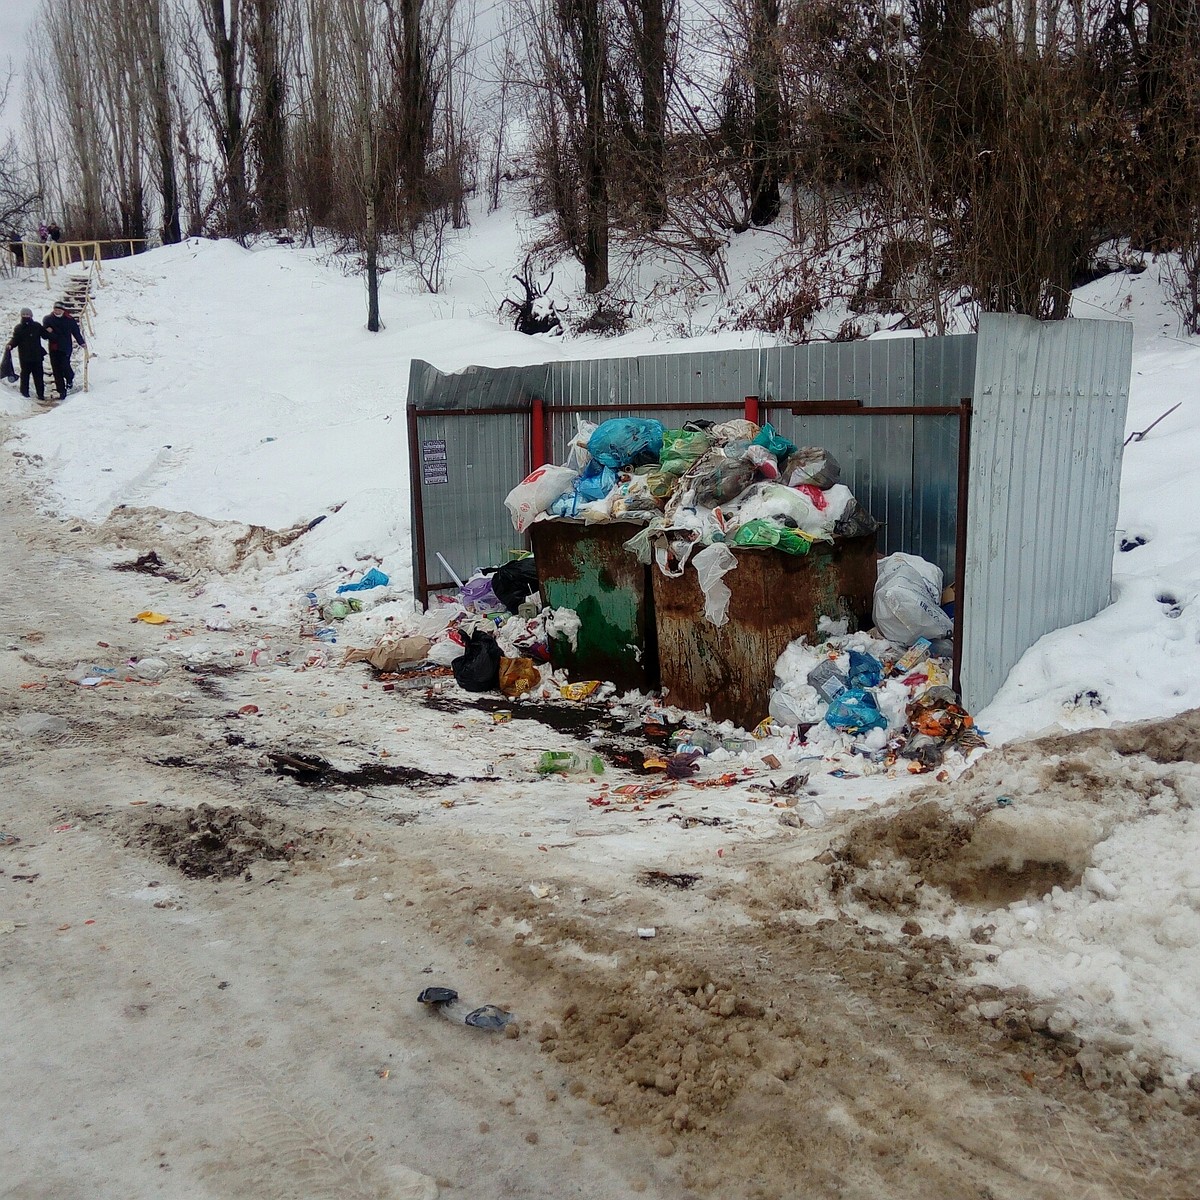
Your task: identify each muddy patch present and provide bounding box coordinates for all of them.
[836,799,1086,908]
[112,549,186,583]
[122,802,316,879]
[638,870,701,890]
[264,750,471,790]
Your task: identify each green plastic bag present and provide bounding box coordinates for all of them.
[660,429,711,476]
[732,519,812,555]
[752,422,797,464]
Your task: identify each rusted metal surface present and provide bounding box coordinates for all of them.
[652,536,878,729]
[530,522,660,692]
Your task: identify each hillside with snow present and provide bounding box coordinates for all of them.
[3,219,1200,1195]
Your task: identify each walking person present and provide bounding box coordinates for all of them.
[5,308,49,401]
[42,301,86,398]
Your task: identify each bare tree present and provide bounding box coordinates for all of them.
[247,0,290,229]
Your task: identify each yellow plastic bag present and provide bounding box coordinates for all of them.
[135,611,169,624]
[499,656,540,698]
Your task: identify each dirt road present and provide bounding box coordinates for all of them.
[2,430,1197,1200]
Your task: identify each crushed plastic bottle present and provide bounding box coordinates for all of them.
[537,750,605,776]
[315,627,337,644]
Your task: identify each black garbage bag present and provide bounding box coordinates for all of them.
[833,497,882,539]
[452,629,502,691]
[491,558,539,613]
[0,347,15,382]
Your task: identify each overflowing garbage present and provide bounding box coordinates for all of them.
[505,416,880,612]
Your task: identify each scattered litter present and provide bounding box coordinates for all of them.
[336,567,389,593]
[464,1004,514,1031]
[0,832,21,847]
[560,680,602,702]
[134,611,170,624]
[538,751,605,776]
[417,986,459,1007]
[637,927,657,938]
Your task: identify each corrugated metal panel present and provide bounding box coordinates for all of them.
[543,349,760,460]
[414,410,530,591]
[960,313,1132,713]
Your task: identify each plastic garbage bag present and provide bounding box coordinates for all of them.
[451,629,502,691]
[564,417,598,471]
[336,567,389,593]
[587,418,664,469]
[873,552,953,645]
[731,519,813,555]
[739,443,780,479]
[687,451,756,506]
[692,543,738,626]
[491,559,539,613]
[825,688,888,734]
[499,656,540,698]
[733,483,828,535]
[785,447,841,490]
[710,418,760,443]
[847,650,883,689]
[459,574,502,612]
[575,461,619,501]
[833,497,882,539]
[752,422,797,463]
[624,526,656,564]
[660,428,711,476]
[505,464,578,532]
[609,476,661,518]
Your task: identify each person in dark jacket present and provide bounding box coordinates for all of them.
[42,301,86,398]
[5,308,48,400]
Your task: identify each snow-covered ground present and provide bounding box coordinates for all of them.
[4,216,1199,1089]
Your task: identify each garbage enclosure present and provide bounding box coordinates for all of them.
[652,535,878,729]
[530,522,660,692]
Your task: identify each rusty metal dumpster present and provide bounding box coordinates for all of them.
[529,521,660,692]
[651,535,877,729]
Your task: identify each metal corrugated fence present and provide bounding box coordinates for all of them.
[408,337,974,597]
[407,316,1130,713]
[960,313,1132,712]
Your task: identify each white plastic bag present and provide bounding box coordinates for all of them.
[504,464,578,532]
[692,543,738,626]
[872,552,953,645]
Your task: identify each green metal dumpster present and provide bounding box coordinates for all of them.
[529,521,660,692]
[651,535,877,729]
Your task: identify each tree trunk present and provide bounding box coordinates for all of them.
[747,0,781,227]
[146,0,181,244]
[364,123,380,331]
[639,0,667,227]
[577,0,609,292]
[250,0,289,229]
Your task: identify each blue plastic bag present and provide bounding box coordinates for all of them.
[847,650,883,689]
[824,688,888,734]
[575,461,618,501]
[587,418,664,469]
[337,567,390,593]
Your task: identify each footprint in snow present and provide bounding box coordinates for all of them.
[1156,592,1184,619]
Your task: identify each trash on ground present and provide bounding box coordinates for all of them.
[336,567,389,593]
[134,611,170,624]
[464,1004,514,1030]
[417,986,459,1007]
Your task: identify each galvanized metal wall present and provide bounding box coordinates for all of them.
[763,335,975,571]
[408,338,975,599]
[407,360,549,594]
[960,313,1133,713]
[543,349,760,460]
